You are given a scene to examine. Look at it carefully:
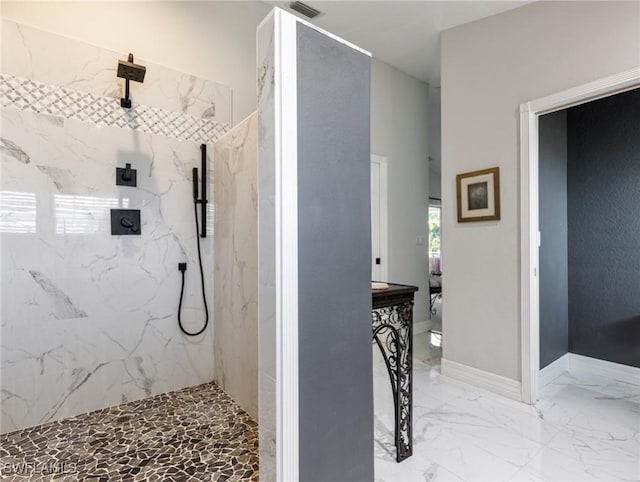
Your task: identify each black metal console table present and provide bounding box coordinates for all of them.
[372,282,418,463]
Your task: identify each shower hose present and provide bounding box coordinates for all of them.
[177,202,209,336]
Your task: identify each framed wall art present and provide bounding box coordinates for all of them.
[456,167,500,222]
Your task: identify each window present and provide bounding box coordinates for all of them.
[428,201,441,275]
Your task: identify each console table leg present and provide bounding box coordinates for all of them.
[372,301,414,462]
[396,301,413,462]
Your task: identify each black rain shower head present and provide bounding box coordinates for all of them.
[117,53,146,83]
[118,53,146,108]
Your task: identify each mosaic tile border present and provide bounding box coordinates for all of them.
[0,73,229,143]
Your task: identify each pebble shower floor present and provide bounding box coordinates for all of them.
[0,383,258,481]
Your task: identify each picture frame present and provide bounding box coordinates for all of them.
[456,167,500,223]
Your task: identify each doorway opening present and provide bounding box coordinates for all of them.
[371,154,388,281]
[519,67,640,404]
[537,86,640,400]
[428,198,442,347]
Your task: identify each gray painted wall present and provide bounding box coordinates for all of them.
[370,59,430,324]
[539,110,569,369]
[440,0,640,381]
[296,23,374,481]
[567,88,640,368]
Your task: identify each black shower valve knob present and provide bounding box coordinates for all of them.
[110,209,140,235]
[122,163,132,181]
[116,163,137,187]
[120,216,139,233]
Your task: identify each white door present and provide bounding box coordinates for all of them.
[371,155,387,281]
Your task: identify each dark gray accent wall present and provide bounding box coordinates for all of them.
[296,24,374,481]
[539,110,569,369]
[567,88,640,368]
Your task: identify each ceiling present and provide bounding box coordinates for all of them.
[264,1,531,86]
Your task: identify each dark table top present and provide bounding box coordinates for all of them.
[372,282,419,308]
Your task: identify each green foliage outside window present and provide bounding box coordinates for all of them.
[428,206,441,257]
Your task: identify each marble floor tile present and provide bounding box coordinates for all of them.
[509,466,546,481]
[375,334,639,481]
[375,454,464,482]
[519,445,620,482]
[415,431,524,481]
[413,400,545,468]
[545,427,639,481]
[439,393,560,446]
[414,332,442,367]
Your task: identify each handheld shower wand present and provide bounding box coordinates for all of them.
[192,167,198,201]
[193,144,207,238]
[177,144,209,337]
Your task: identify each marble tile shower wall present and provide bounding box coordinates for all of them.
[256,13,277,481]
[0,20,231,433]
[214,113,258,421]
[1,20,232,125]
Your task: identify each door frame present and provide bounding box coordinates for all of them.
[371,154,389,281]
[519,67,640,404]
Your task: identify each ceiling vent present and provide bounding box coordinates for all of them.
[289,1,322,19]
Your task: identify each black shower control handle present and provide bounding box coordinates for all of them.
[110,209,140,235]
[120,216,139,233]
[122,163,132,182]
[116,164,136,187]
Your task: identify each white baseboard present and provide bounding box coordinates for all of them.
[414,320,430,335]
[538,353,640,388]
[569,353,640,387]
[539,353,570,387]
[441,358,522,401]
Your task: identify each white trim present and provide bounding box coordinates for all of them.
[274,10,299,481]
[539,353,640,389]
[371,154,389,282]
[413,320,430,335]
[442,358,522,401]
[520,101,539,404]
[529,69,640,115]
[569,354,640,387]
[520,67,640,404]
[539,353,570,388]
